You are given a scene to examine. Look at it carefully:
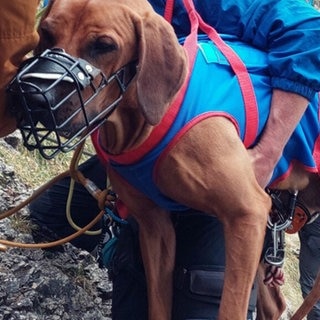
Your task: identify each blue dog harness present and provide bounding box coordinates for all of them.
[92,0,320,215]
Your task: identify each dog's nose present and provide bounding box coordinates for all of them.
[8,80,57,130]
[7,48,79,128]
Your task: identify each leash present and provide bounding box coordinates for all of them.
[0,138,114,252]
[0,170,69,221]
[291,270,320,320]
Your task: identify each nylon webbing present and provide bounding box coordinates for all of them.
[182,0,259,147]
[164,0,174,22]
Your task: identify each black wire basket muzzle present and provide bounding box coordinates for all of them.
[7,48,134,159]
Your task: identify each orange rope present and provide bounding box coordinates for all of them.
[0,208,104,251]
[0,139,109,251]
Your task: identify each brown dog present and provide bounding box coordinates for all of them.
[13,0,320,319]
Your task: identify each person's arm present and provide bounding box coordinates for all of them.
[0,0,40,137]
[248,90,309,187]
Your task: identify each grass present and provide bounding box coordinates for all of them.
[0,136,94,189]
[9,212,36,234]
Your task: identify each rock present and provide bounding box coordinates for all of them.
[0,156,112,319]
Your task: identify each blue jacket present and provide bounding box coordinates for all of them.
[149,0,320,101]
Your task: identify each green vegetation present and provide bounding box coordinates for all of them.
[0,137,94,189]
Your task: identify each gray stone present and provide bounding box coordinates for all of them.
[0,155,112,320]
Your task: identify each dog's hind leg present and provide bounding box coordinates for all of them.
[136,208,175,320]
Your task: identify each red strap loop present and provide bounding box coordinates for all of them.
[164,0,175,23]
[182,0,259,147]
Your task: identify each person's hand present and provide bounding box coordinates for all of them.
[263,264,285,287]
[247,144,278,188]
[248,89,309,188]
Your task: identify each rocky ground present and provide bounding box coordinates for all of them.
[0,138,112,320]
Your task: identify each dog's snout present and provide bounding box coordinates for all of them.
[6,48,114,157]
[8,75,61,128]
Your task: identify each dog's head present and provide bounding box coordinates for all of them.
[8,0,187,158]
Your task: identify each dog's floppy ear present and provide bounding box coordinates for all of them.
[135,13,187,125]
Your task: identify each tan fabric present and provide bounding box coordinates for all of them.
[0,0,40,137]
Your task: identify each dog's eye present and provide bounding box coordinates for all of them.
[91,37,118,55]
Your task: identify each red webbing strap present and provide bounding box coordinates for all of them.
[164,0,198,67]
[182,0,259,147]
[182,3,199,70]
[164,0,174,23]
[106,3,199,165]
[313,93,320,173]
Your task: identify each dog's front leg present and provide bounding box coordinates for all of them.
[217,203,269,320]
[108,169,175,320]
[136,208,175,320]
[155,118,272,319]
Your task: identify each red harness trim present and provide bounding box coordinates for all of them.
[106,81,190,164]
[312,92,320,172]
[104,2,200,165]
[100,0,258,165]
[154,111,240,182]
[182,0,258,147]
[269,160,319,188]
